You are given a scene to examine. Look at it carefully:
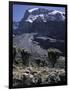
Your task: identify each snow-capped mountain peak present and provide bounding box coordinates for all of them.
[48,10,65,21]
[25,8,65,23]
[13,8,65,42]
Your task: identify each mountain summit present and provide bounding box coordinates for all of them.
[14,8,65,39]
[25,8,65,23]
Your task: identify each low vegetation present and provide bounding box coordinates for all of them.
[12,47,65,87]
[47,48,62,67]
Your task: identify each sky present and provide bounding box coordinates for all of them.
[13,4,65,22]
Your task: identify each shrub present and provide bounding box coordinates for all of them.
[20,49,31,66]
[14,60,18,64]
[13,47,16,60]
[47,48,62,67]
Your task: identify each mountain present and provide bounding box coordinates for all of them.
[13,22,20,36]
[13,8,65,55]
[13,8,65,39]
[13,22,19,30]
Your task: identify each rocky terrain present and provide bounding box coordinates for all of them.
[13,65,65,88]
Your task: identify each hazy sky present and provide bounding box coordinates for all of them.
[13,4,65,22]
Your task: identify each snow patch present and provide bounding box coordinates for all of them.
[26,19,33,23]
[49,10,63,15]
[26,14,47,23]
[28,8,39,13]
